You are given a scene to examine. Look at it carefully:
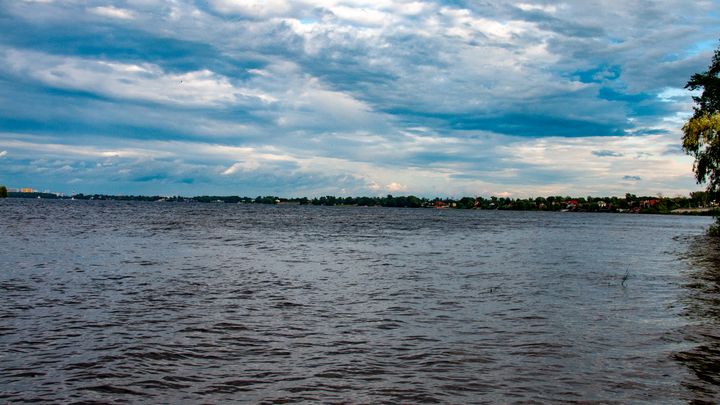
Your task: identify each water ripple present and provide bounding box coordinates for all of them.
[0,200,718,403]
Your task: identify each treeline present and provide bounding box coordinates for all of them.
[69,194,189,202]
[464,192,712,213]
[4,190,716,214]
[182,192,720,214]
[297,192,714,213]
[6,191,63,199]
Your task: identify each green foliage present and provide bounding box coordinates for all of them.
[0,186,7,198]
[686,41,720,119]
[255,196,279,204]
[709,218,720,237]
[683,41,720,235]
[683,114,720,194]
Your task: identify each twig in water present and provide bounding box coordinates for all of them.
[621,267,630,286]
[490,283,504,293]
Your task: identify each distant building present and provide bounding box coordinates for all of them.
[8,188,19,193]
[21,188,34,193]
[640,199,661,208]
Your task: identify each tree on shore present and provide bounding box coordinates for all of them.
[0,186,7,198]
[683,40,720,234]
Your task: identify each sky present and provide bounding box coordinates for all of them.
[0,0,719,198]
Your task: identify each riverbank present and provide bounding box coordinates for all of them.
[672,207,715,213]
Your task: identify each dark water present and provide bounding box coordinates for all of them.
[1,200,720,404]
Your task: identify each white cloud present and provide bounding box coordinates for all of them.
[0,150,6,157]
[385,182,407,191]
[222,161,261,175]
[516,3,557,12]
[329,6,392,26]
[0,137,176,159]
[3,49,271,107]
[209,0,292,17]
[90,6,135,19]
[391,2,430,16]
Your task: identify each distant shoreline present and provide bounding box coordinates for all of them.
[3,192,718,216]
[671,207,715,213]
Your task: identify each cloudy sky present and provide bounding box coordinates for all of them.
[0,0,718,198]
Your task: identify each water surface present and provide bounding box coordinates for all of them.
[1,200,719,403]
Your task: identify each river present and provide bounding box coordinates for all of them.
[1,199,719,403]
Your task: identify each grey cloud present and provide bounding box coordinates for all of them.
[663,146,686,156]
[592,150,624,157]
[510,7,605,38]
[623,175,642,181]
[1,152,365,196]
[3,0,708,141]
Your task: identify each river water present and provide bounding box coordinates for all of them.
[1,199,720,404]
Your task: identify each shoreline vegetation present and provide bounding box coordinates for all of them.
[2,190,717,216]
[682,41,720,234]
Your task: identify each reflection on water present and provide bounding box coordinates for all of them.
[675,234,720,404]
[1,199,720,403]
